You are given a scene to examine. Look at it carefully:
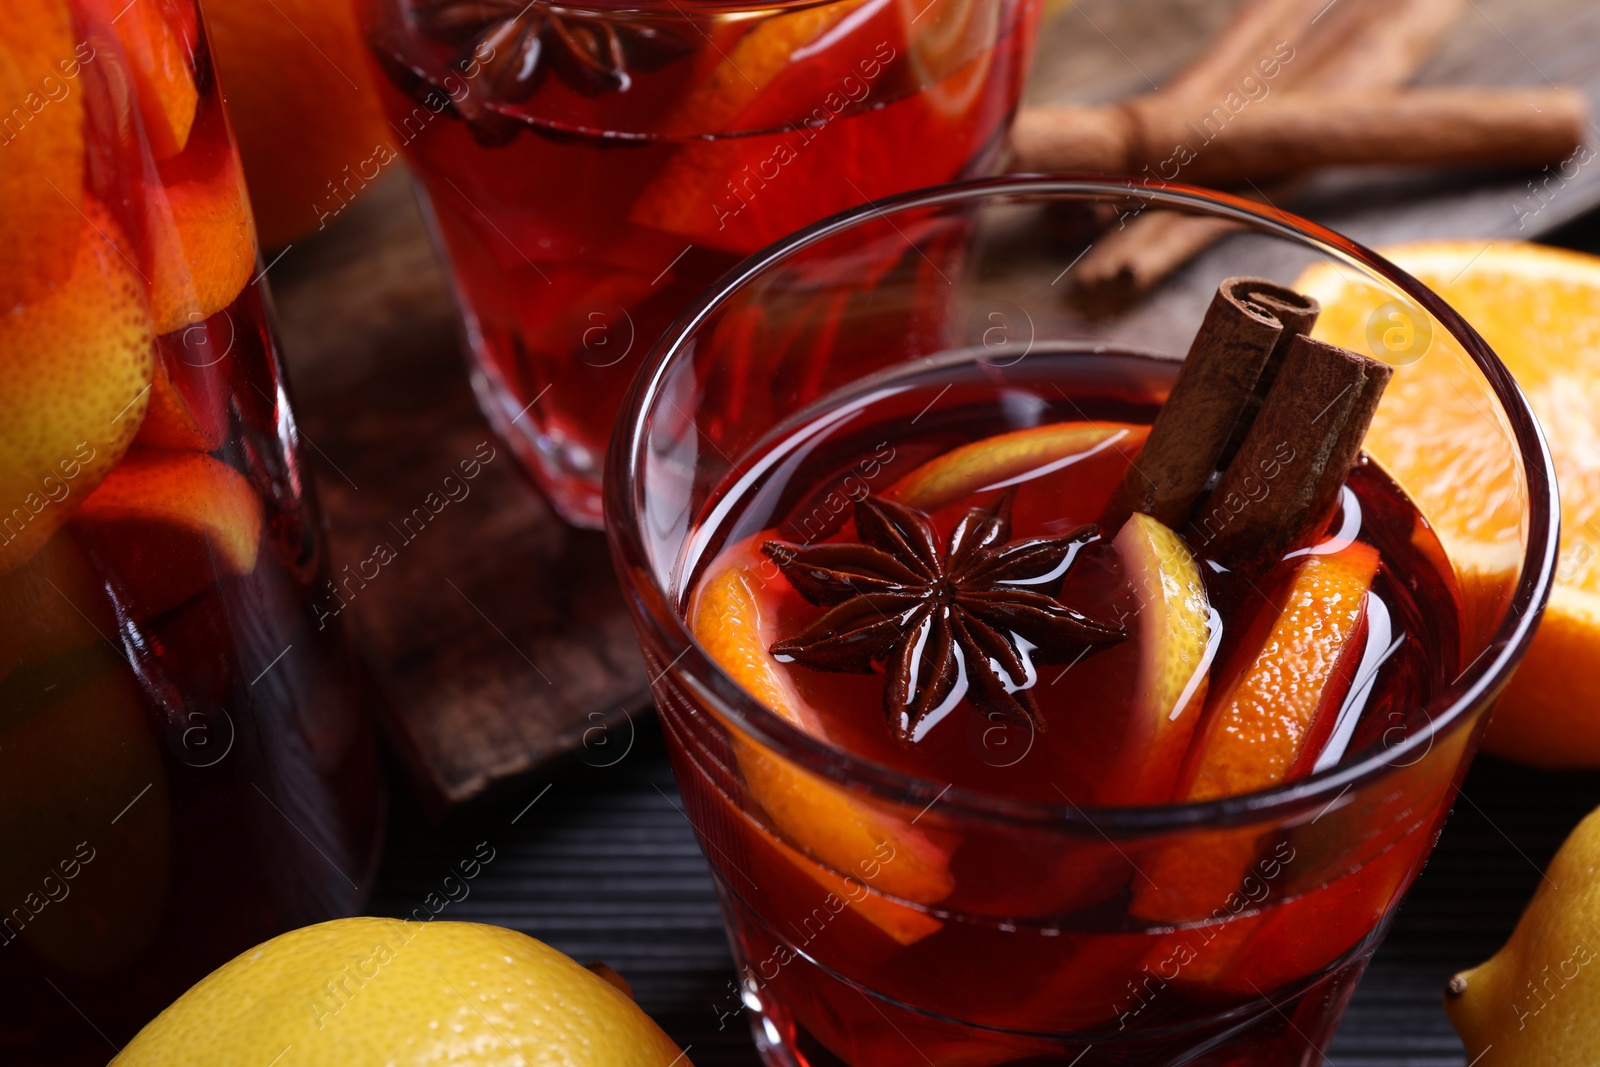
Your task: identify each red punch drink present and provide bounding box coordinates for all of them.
[607,181,1559,1065]
[0,2,382,1060]
[360,0,1042,525]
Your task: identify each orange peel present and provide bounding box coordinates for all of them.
[0,0,86,306]
[0,200,154,574]
[890,421,1147,512]
[142,125,258,335]
[1134,543,1378,926]
[79,0,198,159]
[690,539,950,945]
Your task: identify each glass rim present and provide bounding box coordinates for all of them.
[605,174,1561,833]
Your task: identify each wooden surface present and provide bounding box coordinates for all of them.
[270,179,650,816]
[268,0,1600,815]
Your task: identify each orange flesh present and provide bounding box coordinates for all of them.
[1182,543,1379,801]
[71,450,262,619]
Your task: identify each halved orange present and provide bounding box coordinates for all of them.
[0,200,154,574]
[0,0,86,306]
[690,538,951,945]
[1296,242,1600,767]
[71,450,262,620]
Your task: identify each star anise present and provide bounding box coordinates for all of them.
[763,495,1125,745]
[415,0,694,103]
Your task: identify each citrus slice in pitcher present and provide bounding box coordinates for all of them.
[0,201,155,574]
[0,0,87,305]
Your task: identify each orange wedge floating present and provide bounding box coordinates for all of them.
[0,0,87,307]
[77,0,198,159]
[691,539,951,945]
[891,422,1147,512]
[1184,543,1379,801]
[141,119,258,335]
[0,200,154,575]
[1133,542,1378,927]
[1097,512,1215,806]
[72,450,262,620]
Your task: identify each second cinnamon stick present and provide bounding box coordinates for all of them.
[1189,335,1393,567]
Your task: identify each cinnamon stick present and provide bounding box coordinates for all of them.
[1188,335,1392,568]
[1010,88,1587,184]
[1028,0,1472,293]
[1218,282,1321,466]
[1107,276,1310,530]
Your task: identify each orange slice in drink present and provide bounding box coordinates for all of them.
[0,200,155,575]
[889,422,1147,512]
[1134,542,1378,924]
[1185,543,1379,801]
[691,539,950,946]
[628,1,867,250]
[0,0,87,306]
[77,0,198,159]
[72,450,263,619]
[1296,242,1600,768]
[1097,512,1215,805]
[141,116,258,335]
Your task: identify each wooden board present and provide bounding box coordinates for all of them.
[267,0,1600,815]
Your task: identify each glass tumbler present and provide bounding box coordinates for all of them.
[358,0,1044,526]
[0,2,384,1060]
[605,177,1559,1066]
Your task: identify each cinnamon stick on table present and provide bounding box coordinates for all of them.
[1041,0,1477,292]
[1011,88,1587,186]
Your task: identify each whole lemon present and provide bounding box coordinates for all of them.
[114,918,691,1066]
[1446,804,1600,1064]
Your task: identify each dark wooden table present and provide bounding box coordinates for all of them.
[259,0,1600,1061]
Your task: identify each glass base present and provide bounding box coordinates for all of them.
[468,359,605,529]
[717,874,1373,1067]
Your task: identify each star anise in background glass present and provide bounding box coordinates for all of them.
[764,495,1125,745]
[415,0,694,102]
